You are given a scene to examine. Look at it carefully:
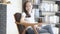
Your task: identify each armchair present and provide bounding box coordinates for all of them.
[14,13,38,34]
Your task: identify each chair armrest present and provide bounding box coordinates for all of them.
[16,22,39,34]
[22,28,26,34]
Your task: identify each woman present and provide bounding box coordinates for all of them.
[21,1,35,23]
[20,1,36,34]
[20,1,53,34]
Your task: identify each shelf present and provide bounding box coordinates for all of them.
[41,11,58,12]
[42,12,56,16]
[56,11,60,13]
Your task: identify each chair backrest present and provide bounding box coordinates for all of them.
[14,13,22,22]
[14,13,25,34]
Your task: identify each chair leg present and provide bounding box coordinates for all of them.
[22,29,26,34]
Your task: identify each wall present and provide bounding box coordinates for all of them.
[7,0,22,34]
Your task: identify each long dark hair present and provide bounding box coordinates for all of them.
[23,1,31,17]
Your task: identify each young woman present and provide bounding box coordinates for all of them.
[20,1,53,34]
[21,1,35,23]
[20,1,36,34]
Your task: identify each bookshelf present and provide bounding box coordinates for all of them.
[40,1,59,23]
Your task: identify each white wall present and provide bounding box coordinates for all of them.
[7,0,22,34]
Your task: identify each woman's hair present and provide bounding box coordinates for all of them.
[23,1,31,17]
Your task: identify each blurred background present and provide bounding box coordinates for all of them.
[0,0,59,34]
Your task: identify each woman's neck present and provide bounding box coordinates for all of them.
[28,11,31,14]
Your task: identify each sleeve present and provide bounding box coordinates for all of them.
[22,13,26,17]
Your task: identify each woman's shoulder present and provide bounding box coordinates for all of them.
[22,12,26,16]
[22,12,25,15]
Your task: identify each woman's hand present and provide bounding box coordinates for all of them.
[34,25,38,29]
[34,25,41,30]
[37,27,41,30]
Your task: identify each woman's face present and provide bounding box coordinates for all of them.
[25,2,32,12]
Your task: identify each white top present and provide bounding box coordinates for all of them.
[22,11,38,29]
[22,11,36,23]
[22,11,36,30]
